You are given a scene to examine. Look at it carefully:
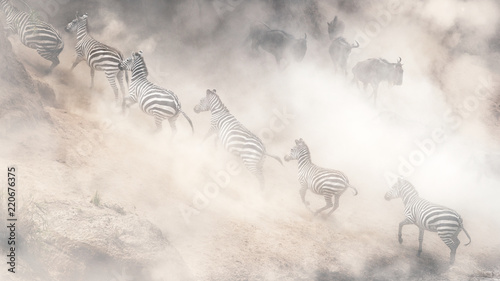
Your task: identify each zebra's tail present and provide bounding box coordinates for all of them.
[461,223,472,246]
[347,183,358,196]
[265,153,283,166]
[180,110,194,134]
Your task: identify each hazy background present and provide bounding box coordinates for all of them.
[1,0,500,280]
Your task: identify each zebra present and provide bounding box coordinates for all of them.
[0,0,64,72]
[65,12,128,109]
[284,138,357,216]
[384,178,471,264]
[118,51,193,135]
[193,89,282,189]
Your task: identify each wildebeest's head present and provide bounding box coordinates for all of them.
[327,16,345,40]
[291,34,307,62]
[390,57,404,86]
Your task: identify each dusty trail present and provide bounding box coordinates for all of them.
[1,0,500,280]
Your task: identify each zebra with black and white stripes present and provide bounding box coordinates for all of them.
[65,12,127,108]
[284,138,357,216]
[194,89,282,189]
[385,178,471,264]
[1,0,64,72]
[119,51,193,135]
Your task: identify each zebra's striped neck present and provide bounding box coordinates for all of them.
[1,0,16,16]
[400,183,419,205]
[297,146,312,168]
[208,93,229,114]
[131,56,148,80]
[76,19,89,41]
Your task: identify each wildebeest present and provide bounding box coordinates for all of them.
[329,37,359,75]
[248,23,307,66]
[352,57,404,104]
[327,16,345,40]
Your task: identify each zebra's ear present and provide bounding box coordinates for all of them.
[397,177,403,184]
[138,50,143,56]
[295,139,299,145]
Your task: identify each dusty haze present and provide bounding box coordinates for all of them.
[1,0,500,280]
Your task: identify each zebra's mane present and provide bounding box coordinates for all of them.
[1,0,17,13]
[135,54,148,77]
[209,92,229,113]
[400,180,419,197]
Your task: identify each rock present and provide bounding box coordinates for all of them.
[15,198,192,281]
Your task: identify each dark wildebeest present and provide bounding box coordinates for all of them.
[329,37,359,75]
[352,57,404,104]
[248,24,307,66]
[327,16,345,40]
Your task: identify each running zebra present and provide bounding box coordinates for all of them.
[1,0,64,72]
[194,89,282,189]
[119,51,193,135]
[284,138,357,216]
[385,178,471,264]
[65,12,127,108]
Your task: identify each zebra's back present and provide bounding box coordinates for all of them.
[78,37,123,72]
[216,116,265,158]
[409,199,461,232]
[135,82,180,118]
[9,13,63,53]
[307,166,349,195]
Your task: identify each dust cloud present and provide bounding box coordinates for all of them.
[1,0,500,280]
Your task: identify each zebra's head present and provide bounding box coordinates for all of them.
[385,177,409,201]
[119,51,143,71]
[284,138,307,162]
[66,11,87,32]
[194,89,217,113]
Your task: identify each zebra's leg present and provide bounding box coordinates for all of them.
[168,116,178,138]
[48,57,60,73]
[37,49,59,73]
[105,72,119,101]
[398,218,413,244]
[202,127,217,145]
[116,71,127,111]
[326,195,341,217]
[299,186,309,207]
[314,195,333,216]
[90,68,96,89]
[439,231,460,264]
[151,115,163,133]
[417,228,425,257]
[245,160,265,189]
[70,57,84,71]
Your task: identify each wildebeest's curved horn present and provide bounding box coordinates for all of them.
[352,40,360,48]
[397,57,402,63]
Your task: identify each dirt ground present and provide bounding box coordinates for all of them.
[1,0,500,280]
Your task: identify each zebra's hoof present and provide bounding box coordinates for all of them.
[398,237,403,244]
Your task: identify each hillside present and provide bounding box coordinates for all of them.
[1,0,500,280]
